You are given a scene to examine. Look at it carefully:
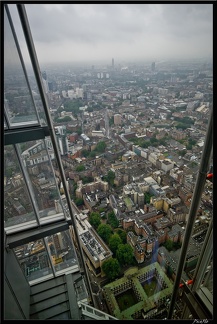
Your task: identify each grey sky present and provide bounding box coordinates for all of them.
[10,3,213,65]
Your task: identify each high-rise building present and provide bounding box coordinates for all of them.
[55,126,69,155]
[3,3,213,321]
[112,58,114,68]
[105,107,110,138]
[114,113,122,125]
[42,70,49,93]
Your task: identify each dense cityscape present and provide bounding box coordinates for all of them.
[3,1,213,320]
[4,56,213,319]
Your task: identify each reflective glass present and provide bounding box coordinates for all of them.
[4,145,37,233]
[4,116,8,129]
[17,138,65,224]
[7,4,47,126]
[14,239,53,284]
[45,229,79,274]
[4,6,39,127]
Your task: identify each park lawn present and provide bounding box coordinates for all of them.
[116,289,138,311]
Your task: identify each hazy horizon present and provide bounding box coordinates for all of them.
[8,3,213,66]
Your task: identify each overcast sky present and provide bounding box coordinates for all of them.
[9,3,213,65]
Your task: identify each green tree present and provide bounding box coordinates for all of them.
[81,176,94,184]
[178,150,186,157]
[188,138,196,145]
[55,116,72,123]
[115,229,127,244]
[164,239,173,251]
[95,141,106,153]
[74,198,84,206]
[5,167,13,178]
[87,106,93,112]
[103,170,115,186]
[102,258,120,280]
[109,116,114,126]
[109,234,122,255]
[107,211,119,228]
[76,164,85,172]
[97,223,113,244]
[81,149,89,158]
[186,143,192,150]
[116,244,134,266]
[89,212,101,230]
[89,151,96,158]
[64,99,82,114]
[150,137,158,145]
[77,127,82,136]
[144,192,151,204]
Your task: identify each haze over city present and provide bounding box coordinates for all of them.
[3,2,213,320]
[9,3,213,65]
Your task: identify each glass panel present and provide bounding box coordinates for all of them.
[202,261,213,293]
[4,116,8,129]
[4,145,37,233]
[4,6,39,127]
[17,138,65,224]
[7,4,47,126]
[45,229,79,274]
[14,239,53,284]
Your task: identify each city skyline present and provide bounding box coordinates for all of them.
[8,3,213,65]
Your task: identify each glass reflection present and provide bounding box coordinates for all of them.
[4,145,37,232]
[45,229,79,274]
[17,138,64,223]
[4,116,8,129]
[4,6,39,127]
[14,239,53,283]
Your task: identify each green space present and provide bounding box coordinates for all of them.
[143,277,159,297]
[116,289,138,311]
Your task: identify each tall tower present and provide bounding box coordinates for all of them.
[55,126,69,155]
[42,70,49,93]
[112,58,114,68]
[105,107,110,138]
[114,113,122,126]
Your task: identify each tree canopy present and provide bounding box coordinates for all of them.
[114,229,127,244]
[103,170,115,186]
[109,234,122,255]
[74,197,84,206]
[97,223,113,244]
[76,164,85,172]
[95,141,106,153]
[116,244,134,266]
[107,211,119,228]
[89,212,101,230]
[102,258,120,280]
[163,239,174,251]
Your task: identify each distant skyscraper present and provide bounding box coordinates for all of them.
[105,107,109,138]
[55,126,69,155]
[151,62,155,72]
[42,70,47,81]
[114,113,121,126]
[112,58,114,68]
[42,70,49,93]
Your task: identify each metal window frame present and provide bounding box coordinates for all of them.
[3,3,94,305]
[4,125,50,145]
[4,4,40,129]
[167,108,213,319]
